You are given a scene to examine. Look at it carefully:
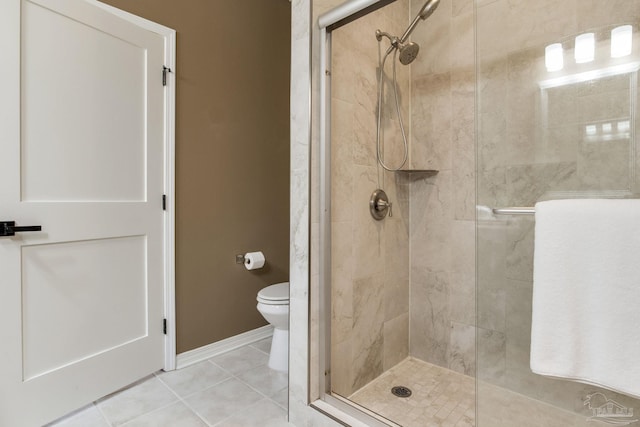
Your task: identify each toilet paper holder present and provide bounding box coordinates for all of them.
[236,252,266,270]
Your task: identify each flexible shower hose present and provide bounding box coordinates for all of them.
[376,46,409,171]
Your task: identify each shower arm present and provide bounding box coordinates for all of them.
[375,29,395,43]
[375,29,402,54]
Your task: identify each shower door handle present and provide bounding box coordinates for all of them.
[0,221,42,237]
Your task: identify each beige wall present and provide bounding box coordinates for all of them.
[328,0,411,397]
[99,0,291,353]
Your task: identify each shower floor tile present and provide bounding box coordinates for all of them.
[348,357,475,427]
[348,357,604,426]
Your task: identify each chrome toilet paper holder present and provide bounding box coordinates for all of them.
[236,252,265,270]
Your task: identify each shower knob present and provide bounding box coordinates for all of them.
[370,189,392,220]
[376,199,393,217]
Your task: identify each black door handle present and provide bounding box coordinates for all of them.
[0,221,42,237]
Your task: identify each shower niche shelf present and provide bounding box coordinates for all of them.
[394,169,439,177]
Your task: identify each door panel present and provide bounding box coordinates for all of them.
[22,236,148,381]
[21,0,148,202]
[0,0,169,425]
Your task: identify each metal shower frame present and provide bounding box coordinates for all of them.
[314,1,402,426]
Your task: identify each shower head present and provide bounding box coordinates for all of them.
[399,42,420,65]
[375,0,438,65]
[399,0,440,44]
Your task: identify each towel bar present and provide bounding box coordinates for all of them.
[492,207,535,215]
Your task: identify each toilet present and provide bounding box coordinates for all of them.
[256,282,289,372]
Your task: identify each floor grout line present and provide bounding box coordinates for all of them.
[157,362,284,427]
[213,359,284,402]
[175,395,216,427]
[209,397,280,427]
[152,368,218,427]
[118,400,178,427]
[94,403,114,427]
[111,376,181,426]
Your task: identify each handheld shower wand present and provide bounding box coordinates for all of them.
[399,0,440,44]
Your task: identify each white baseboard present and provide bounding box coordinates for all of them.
[175,325,274,370]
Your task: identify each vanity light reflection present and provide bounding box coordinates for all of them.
[545,43,564,72]
[545,26,635,76]
[575,33,595,63]
[611,25,633,58]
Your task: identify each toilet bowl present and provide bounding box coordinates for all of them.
[256,282,289,372]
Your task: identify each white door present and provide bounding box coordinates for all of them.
[0,1,172,425]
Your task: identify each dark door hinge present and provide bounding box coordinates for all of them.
[163,318,167,335]
[162,194,166,211]
[162,66,172,86]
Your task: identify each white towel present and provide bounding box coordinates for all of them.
[530,199,640,398]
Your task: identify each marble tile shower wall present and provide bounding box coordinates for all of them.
[408,0,477,376]
[327,0,478,395]
[329,0,412,398]
[476,0,640,420]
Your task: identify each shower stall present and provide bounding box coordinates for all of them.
[309,0,640,426]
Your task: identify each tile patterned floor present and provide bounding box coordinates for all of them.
[347,357,609,427]
[47,338,290,427]
[348,358,475,427]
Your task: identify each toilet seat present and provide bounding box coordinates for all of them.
[257,282,289,305]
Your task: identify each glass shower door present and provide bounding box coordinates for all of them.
[476,2,640,426]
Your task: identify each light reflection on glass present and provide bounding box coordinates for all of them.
[611,25,633,58]
[575,33,595,63]
[545,43,564,72]
[617,120,630,133]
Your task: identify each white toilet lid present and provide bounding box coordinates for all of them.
[257,282,289,303]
